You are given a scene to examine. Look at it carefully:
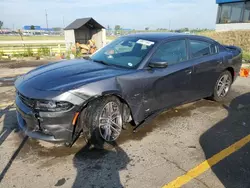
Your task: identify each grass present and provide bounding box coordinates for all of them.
[243,51,250,62]
[199,30,250,52]
[198,30,250,62]
[0,44,65,48]
[106,36,117,41]
[0,35,64,41]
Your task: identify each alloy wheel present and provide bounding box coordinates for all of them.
[216,74,231,97]
[98,102,122,141]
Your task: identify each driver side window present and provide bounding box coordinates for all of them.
[151,40,187,66]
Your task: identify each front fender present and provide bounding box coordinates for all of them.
[70,77,144,125]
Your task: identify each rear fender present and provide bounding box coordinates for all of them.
[223,45,242,77]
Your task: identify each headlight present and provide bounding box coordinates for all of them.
[35,100,73,112]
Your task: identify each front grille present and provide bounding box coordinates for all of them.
[18,92,35,108]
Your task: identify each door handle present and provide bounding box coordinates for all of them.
[185,69,192,75]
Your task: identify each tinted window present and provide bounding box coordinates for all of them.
[220,4,231,23]
[190,40,217,58]
[91,37,155,68]
[244,2,250,23]
[218,2,244,23]
[151,40,187,66]
[231,3,243,23]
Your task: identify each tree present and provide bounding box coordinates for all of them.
[30,25,35,30]
[114,25,121,31]
[52,27,62,31]
[114,25,121,34]
[145,27,149,31]
[0,21,3,29]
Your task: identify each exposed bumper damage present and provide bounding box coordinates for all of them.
[14,79,87,144]
[15,94,79,143]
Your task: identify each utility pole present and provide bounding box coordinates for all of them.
[63,16,65,28]
[45,9,48,30]
[169,20,171,31]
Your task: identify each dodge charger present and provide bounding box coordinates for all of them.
[15,33,242,148]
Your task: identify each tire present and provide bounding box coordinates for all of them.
[79,96,123,149]
[212,70,233,102]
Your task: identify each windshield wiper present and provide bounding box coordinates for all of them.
[90,58,124,69]
[91,59,109,66]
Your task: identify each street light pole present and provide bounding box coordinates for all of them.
[63,16,65,28]
[45,9,48,31]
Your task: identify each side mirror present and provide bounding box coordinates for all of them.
[148,61,168,68]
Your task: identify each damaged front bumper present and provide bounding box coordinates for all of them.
[15,93,82,143]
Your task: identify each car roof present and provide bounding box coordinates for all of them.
[125,32,215,43]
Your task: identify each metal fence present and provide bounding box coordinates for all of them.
[0,40,66,56]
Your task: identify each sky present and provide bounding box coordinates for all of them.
[1,0,218,30]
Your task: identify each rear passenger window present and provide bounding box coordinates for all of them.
[151,40,187,66]
[190,40,218,58]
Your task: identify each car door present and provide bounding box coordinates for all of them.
[142,39,195,117]
[188,39,224,99]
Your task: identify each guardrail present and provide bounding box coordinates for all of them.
[0,45,66,55]
[0,39,112,56]
[0,40,65,45]
[0,40,66,56]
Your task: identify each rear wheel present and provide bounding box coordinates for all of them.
[212,70,232,102]
[80,96,123,149]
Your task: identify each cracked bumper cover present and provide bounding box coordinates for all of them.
[15,93,84,143]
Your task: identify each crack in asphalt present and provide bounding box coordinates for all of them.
[161,156,210,188]
[124,153,210,188]
[123,161,168,186]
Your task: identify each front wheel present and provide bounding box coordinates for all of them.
[212,70,232,102]
[80,96,123,149]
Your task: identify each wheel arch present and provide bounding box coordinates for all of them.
[225,67,235,81]
[101,93,134,124]
[78,92,134,124]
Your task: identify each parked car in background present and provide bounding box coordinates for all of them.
[15,33,242,148]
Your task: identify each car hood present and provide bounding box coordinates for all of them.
[15,59,135,92]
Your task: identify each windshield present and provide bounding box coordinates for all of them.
[90,37,156,68]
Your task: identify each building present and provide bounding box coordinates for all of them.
[22,25,62,35]
[216,0,250,31]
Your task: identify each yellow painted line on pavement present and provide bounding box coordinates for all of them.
[163,134,250,188]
